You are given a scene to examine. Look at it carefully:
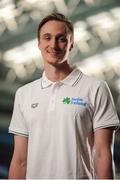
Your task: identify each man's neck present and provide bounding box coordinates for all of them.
[44,62,76,82]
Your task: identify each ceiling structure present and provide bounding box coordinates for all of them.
[0,0,120,128]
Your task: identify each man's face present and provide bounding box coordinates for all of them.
[38,20,73,66]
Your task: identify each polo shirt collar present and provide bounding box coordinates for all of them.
[41,68,82,89]
[61,68,82,86]
[41,71,53,89]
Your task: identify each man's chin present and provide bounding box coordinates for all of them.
[48,58,68,67]
[48,61,61,67]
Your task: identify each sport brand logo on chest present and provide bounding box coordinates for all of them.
[31,103,39,108]
[63,97,87,107]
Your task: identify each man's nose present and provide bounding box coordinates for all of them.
[50,38,58,48]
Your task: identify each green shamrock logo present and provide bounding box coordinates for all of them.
[63,97,71,104]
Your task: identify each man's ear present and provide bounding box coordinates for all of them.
[69,43,73,51]
[38,41,41,50]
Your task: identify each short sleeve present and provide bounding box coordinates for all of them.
[93,81,120,131]
[9,88,29,136]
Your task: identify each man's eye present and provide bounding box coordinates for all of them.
[44,36,51,40]
[58,37,67,42]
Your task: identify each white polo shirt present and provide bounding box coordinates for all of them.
[9,68,120,179]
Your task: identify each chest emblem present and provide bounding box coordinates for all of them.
[31,103,39,108]
[63,97,87,106]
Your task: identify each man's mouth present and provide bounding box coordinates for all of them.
[47,50,61,57]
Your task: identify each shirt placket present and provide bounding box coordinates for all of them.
[48,82,59,112]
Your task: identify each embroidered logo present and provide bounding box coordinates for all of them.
[31,103,39,108]
[63,97,71,104]
[63,97,87,106]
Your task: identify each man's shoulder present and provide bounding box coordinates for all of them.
[16,78,42,96]
[81,72,110,98]
[81,72,103,87]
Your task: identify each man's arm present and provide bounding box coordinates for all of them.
[94,127,115,179]
[8,135,28,179]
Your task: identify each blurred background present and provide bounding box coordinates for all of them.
[0,0,120,178]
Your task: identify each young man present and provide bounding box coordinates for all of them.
[9,13,120,179]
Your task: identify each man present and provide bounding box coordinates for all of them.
[9,13,120,179]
